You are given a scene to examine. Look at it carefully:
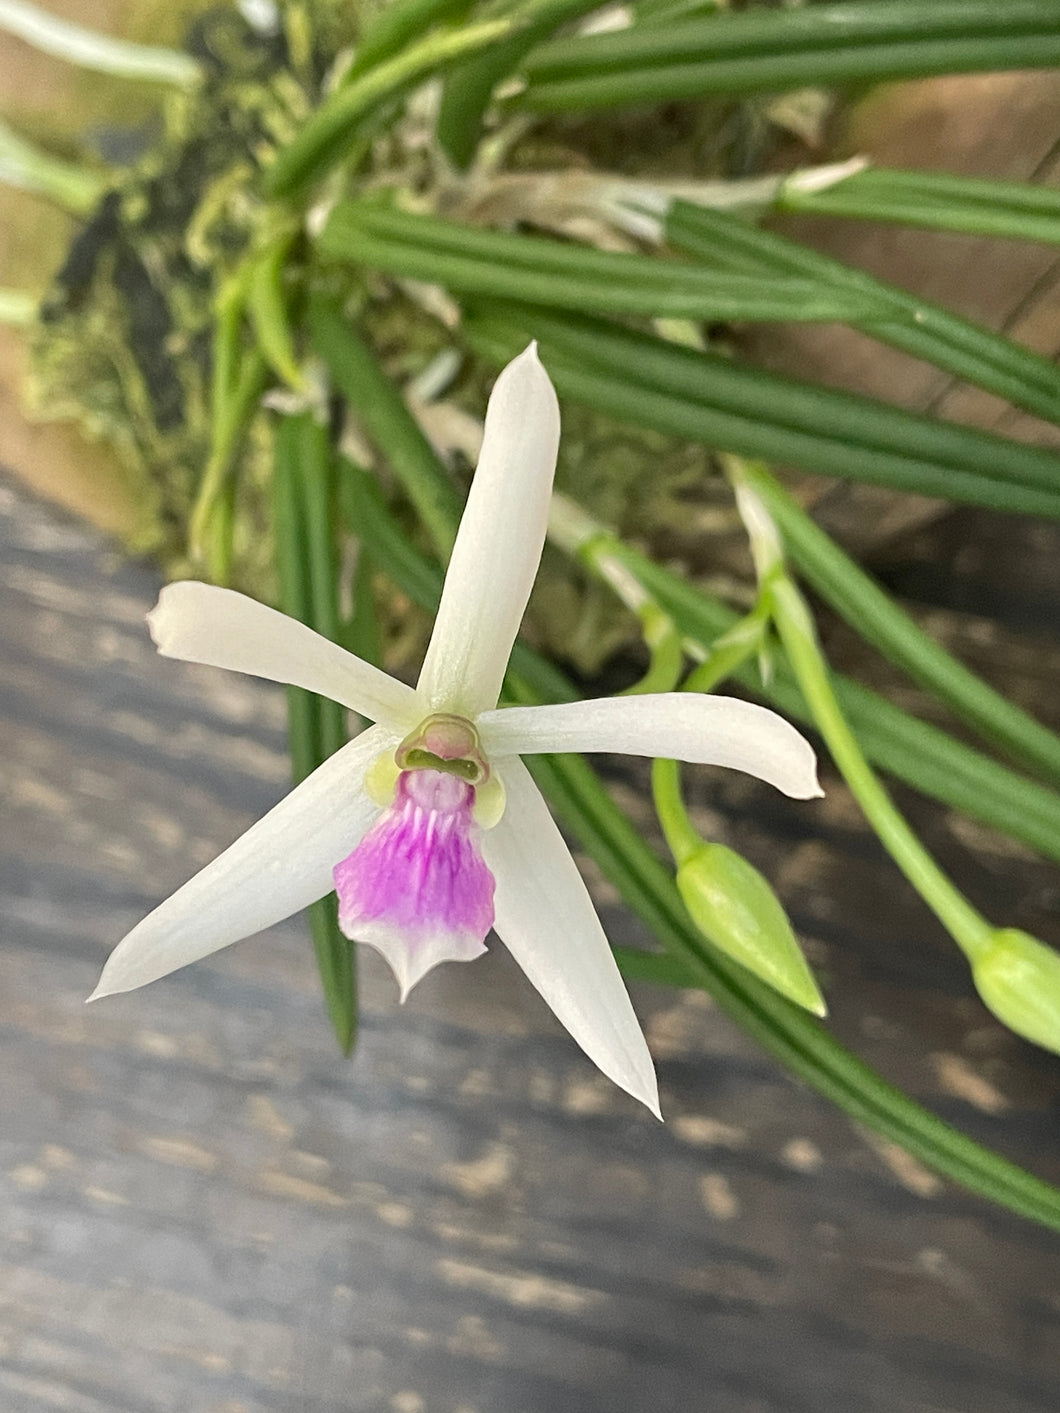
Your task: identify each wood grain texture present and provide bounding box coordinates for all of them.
[1,475,1059,1413]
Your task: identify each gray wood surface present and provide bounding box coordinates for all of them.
[2,474,1059,1413]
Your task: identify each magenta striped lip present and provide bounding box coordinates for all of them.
[333,767,495,998]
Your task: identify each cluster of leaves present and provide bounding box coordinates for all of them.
[8,0,1060,1228]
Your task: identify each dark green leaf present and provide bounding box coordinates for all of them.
[519,1,1060,112]
[273,413,357,1053]
[667,201,1060,427]
[308,295,461,558]
[779,166,1060,246]
[465,304,1060,517]
[320,201,901,322]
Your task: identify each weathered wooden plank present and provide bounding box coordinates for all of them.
[1,475,1059,1413]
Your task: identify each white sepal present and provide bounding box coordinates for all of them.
[149,582,420,730]
[88,727,393,999]
[482,757,661,1117]
[479,693,822,799]
[416,344,561,716]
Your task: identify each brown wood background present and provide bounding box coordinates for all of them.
[2,468,1060,1413]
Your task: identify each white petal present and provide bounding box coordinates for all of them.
[479,694,823,799]
[481,757,660,1116]
[88,726,393,999]
[416,344,561,716]
[149,582,420,730]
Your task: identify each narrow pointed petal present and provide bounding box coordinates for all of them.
[416,344,561,716]
[479,694,822,799]
[481,757,660,1116]
[149,582,420,729]
[89,727,393,999]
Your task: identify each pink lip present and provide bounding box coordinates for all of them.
[333,767,496,996]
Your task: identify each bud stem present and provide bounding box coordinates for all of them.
[767,573,994,963]
[652,607,770,868]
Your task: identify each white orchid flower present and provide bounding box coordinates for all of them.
[89,344,821,1116]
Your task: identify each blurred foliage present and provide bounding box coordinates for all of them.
[23,0,782,673]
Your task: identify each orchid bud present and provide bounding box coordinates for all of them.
[972,928,1060,1055]
[677,843,826,1016]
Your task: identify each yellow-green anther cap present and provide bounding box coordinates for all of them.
[972,928,1060,1055]
[676,843,826,1016]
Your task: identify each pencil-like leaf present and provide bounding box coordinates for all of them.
[518,1,1060,112]
[319,200,901,323]
[465,304,1060,517]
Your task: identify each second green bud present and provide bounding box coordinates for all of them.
[676,843,826,1016]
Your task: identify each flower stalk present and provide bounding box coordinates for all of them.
[728,458,995,964]
[767,568,994,963]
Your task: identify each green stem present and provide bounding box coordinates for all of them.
[320,200,897,323]
[189,345,268,565]
[652,605,772,867]
[527,0,1060,75]
[244,234,304,391]
[520,35,1060,112]
[651,758,699,866]
[295,416,348,762]
[274,420,321,773]
[346,0,475,81]
[684,613,771,696]
[264,16,513,197]
[436,0,606,168]
[611,943,699,987]
[517,2,1060,112]
[768,573,993,962]
[778,166,1060,246]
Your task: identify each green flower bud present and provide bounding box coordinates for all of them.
[676,843,826,1016]
[972,928,1060,1055]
